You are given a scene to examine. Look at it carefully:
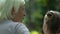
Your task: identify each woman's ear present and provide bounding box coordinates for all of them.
[11,7,16,21]
[11,7,16,15]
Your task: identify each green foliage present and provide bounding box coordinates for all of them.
[24,0,59,34]
[23,0,60,34]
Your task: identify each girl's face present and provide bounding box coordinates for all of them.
[12,5,26,22]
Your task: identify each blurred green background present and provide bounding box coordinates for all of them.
[22,0,60,34]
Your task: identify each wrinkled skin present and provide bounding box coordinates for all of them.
[43,11,60,34]
[11,5,26,22]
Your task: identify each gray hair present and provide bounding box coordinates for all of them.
[0,0,25,20]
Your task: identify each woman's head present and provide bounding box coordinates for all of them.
[0,0,25,22]
[43,10,60,34]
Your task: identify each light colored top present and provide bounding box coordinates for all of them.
[0,20,30,34]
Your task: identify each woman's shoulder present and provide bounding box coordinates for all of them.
[4,20,25,27]
[7,20,30,34]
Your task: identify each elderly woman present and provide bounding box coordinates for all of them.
[0,0,30,34]
[43,10,60,34]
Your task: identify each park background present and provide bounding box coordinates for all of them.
[22,0,60,34]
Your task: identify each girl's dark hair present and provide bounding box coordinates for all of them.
[44,10,60,34]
